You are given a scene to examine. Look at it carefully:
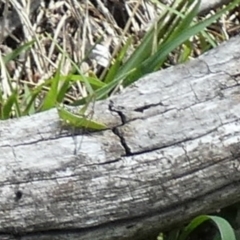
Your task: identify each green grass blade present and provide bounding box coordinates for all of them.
[177,40,192,63]
[111,0,198,87]
[67,74,106,89]
[103,37,133,83]
[179,215,236,240]
[78,94,95,116]
[21,84,38,115]
[3,40,35,64]
[95,68,136,99]
[199,30,218,49]
[41,56,65,111]
[55,77,71,103]
[137,0,240,82]
[166,1,200,43]
[46,33,95,96]
[114,0,187,76]
[210,216,236,240]
[1,90,19,119]
[72,68,135,106]
[40,77,59,111]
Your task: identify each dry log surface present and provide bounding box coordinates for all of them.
[1,32,240,240]
[1,1,240,240]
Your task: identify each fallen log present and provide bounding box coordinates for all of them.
[199,0,233,14]
[1,32,240,239]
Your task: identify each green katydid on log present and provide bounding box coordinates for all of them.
[57,95,107,131]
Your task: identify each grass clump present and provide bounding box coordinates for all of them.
[0,0,240,118]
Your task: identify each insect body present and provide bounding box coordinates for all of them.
[57,104,107,131]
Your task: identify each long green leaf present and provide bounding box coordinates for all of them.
[2,40,35,64]
[67,74,105,88]
[113,0,190,81]
[41,56,65,111]
[103,37,133,84]
[1,90,19,119]
[134,0,240,84]
[21,84,38,115]
[179,215,236,240]
[46,33,95,96]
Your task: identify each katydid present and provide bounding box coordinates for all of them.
[57,94,107,131]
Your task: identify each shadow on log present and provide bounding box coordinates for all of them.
[0,1,240,240]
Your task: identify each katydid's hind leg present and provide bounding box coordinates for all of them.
[74,132,85,156]
[74,94,96,155]
[57,124,80,156]
[75,109,95,154]
[71,127,86,155]
[57,120,65,137]
[71,127,79,156]
[57,120,72,137]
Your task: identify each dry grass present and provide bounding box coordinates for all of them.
[0,0,165,95]
[0,0,240,99]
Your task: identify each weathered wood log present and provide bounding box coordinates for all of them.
[199,0,233,14]
[1,32,240,239]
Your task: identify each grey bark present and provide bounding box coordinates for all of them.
[199,0,233,14]
[1,30,240,240]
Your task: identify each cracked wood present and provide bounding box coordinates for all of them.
[0,4,240,240]
[1,34,240,240]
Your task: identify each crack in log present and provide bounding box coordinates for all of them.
[133,102,165,113]
[108,100,131,156]
[112,127,131,156]
[108,100,127,124]
[97,158,122,165]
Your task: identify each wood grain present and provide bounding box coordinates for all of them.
[0,31,240,240]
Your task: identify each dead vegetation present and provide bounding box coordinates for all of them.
[0,0,240,99]
[0,1,166,86]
